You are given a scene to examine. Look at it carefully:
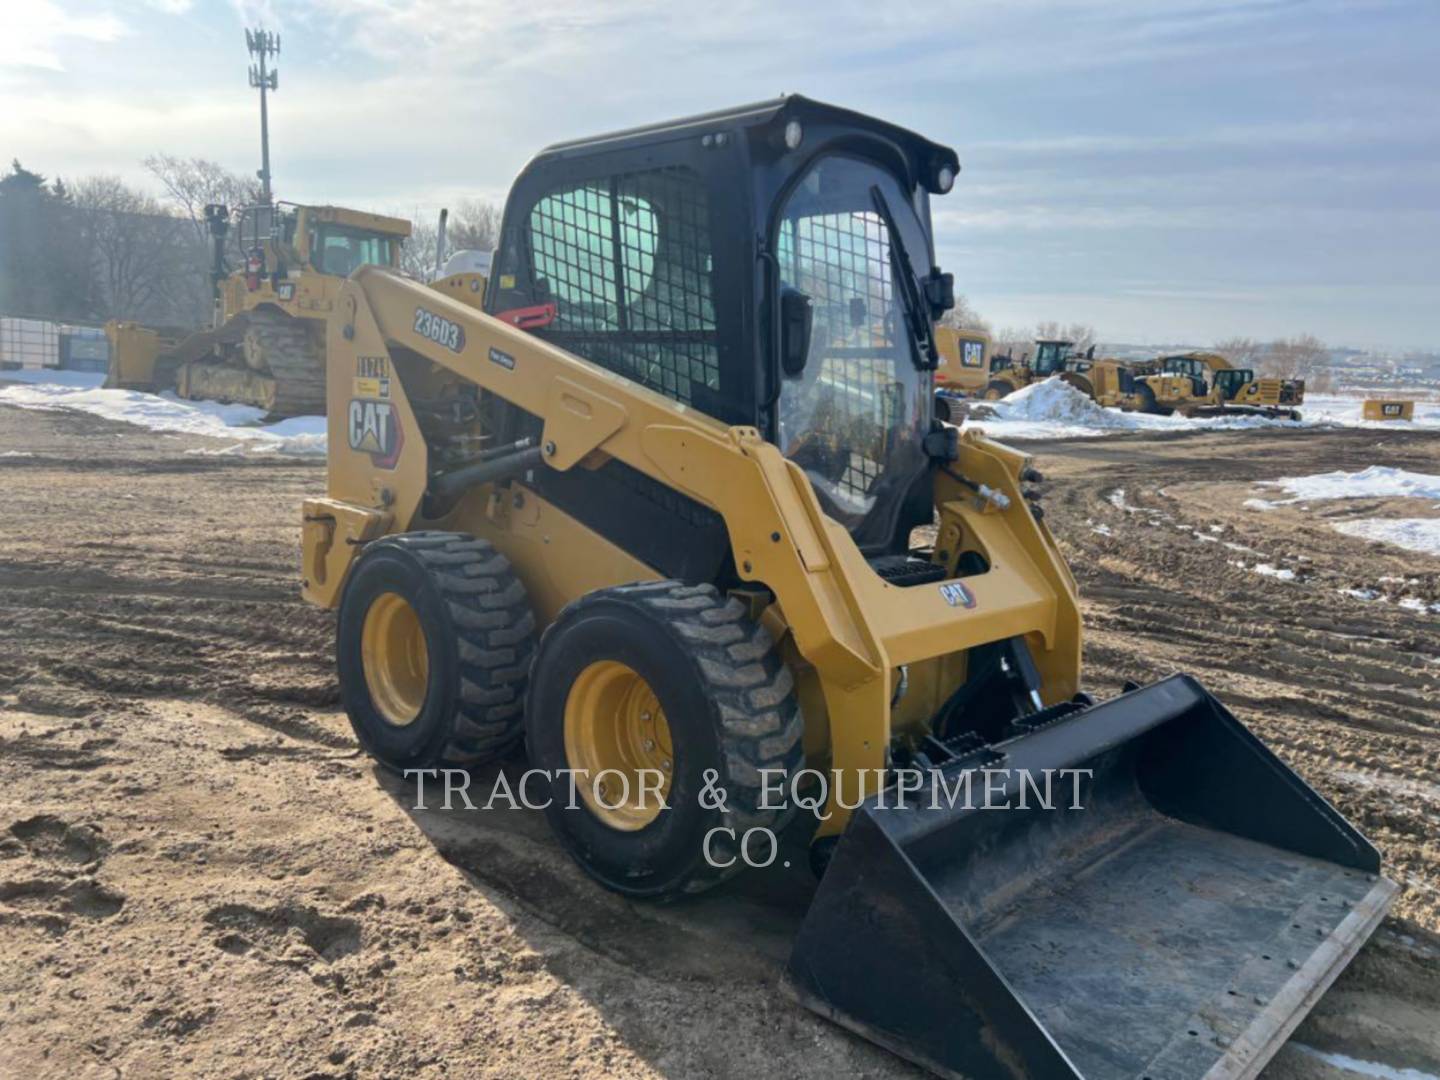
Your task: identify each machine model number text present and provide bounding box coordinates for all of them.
[413,307,465,352]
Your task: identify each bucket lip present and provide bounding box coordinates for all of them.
[1176,875,1399,1080]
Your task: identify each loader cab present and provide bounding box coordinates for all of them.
[488,96,958,556]
[1032,339,1074,376]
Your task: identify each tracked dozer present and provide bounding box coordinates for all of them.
[299,96,1395,1079]
[106,201,413,416]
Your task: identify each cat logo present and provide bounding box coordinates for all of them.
[347,398,402,469]
[938,581,976,609]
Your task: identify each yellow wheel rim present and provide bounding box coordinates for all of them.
[984,386,1004,401]
[563,660,674,831]
[361,592,429,726]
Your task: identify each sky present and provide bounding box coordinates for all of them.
[2,0,1438,350]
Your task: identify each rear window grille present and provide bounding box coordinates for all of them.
[527,167,719,409]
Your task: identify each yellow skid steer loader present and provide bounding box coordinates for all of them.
[300,96,1394,1079]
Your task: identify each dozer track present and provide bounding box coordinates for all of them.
[240,308,327,417]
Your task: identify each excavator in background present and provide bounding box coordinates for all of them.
[298,96,1393,1079]
[106,201,414,416]
[931,325,990,420]
[1063,350,1304,418]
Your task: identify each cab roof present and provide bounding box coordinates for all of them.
[529,94,960,194]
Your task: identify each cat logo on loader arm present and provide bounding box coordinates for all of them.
[299,96,1396,1080]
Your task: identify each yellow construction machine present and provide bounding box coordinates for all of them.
[1064,351,1304,419]
[931,326,991,422]
[300,97,1393,1079]
[106,201,413,416]
[983,337,1092,399]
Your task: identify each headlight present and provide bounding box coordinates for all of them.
[784,120,804,150]
[936,165,955,193]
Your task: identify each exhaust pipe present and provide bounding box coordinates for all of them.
[435,207,449,279]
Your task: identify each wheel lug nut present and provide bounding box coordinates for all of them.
[662,759,672,772]
[643,738,656,752]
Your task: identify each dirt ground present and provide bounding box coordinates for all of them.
[1,398,1438,1080]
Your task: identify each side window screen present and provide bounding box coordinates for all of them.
[527,167,718,408]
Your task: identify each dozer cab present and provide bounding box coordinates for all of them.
[300,96,1394,1079]
[106,201,413,416]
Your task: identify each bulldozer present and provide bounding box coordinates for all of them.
[1064,352,1304,419]
[106,201,413,416]
[300,96,1395,1079]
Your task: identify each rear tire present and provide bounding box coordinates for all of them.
[337,531,535,770]
[1135,384,1162,414]
[984,380,1011,401]
[526,581,803,900]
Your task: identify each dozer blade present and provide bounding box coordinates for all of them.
[788,675,1396,1080]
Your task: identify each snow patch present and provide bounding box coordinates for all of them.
[1333,518,1440,558]
[1292,1043,1440,1080]
[1259,466,1440,505]
[0,377,325,454]
[0,368,106,389]
[1252,563,1296,581]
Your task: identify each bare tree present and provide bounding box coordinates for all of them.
[397,200,501,280]
[991,326,1032,359]
[1266,333,1332,390]
[142,155,259,241]
[70,175,209,326]
[1034,320,1096,352]
[400,212,442,280]
[1213,336,1262,368]
[938,293,991,333]
[448,199,500,253]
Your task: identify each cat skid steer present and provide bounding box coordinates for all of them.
[300,96,1395,1079]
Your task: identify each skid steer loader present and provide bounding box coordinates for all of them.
[300,96,1395,1079]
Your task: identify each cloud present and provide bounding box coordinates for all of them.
[1,2,126,71]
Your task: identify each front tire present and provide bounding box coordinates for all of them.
[526,581,803,900]
[337,532,535,770]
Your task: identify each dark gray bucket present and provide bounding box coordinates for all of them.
[788,675,1396,1080]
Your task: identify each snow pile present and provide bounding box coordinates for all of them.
[1333,518,1440,557]
[0,372,325,454]
[965,377,1154,439]
[958,378,1440,441]
[991,378,1135,428]
[1257,465,1440,504]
